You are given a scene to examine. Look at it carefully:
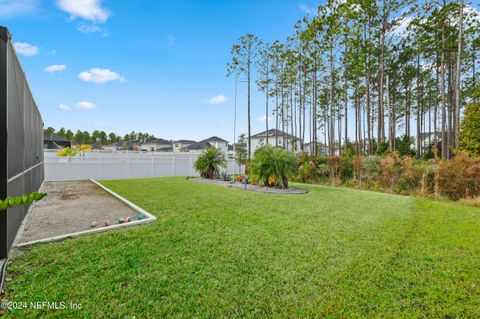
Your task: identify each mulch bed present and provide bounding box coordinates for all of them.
[189,178,308,194]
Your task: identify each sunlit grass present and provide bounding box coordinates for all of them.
[4,177,480,318]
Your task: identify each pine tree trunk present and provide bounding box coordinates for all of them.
[454,0,464,149]
[441,20,447,159]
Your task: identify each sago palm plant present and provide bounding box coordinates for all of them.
[250,146,297,189]
[194,147,227,179]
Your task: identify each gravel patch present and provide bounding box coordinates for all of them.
[189,178,308,194]
[17,181,149,245]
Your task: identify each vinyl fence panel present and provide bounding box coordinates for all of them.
[44,150,244,181]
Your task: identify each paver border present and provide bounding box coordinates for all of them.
[16,179,156,248]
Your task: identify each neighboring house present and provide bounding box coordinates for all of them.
[140,138,171,151]
[89,143,104,150]
[104,141,140,151]
[417,132,441,150]
[103,141,123,151]
[173,140,196,152]
[199,136,229,152]
[185,141,212,151]
[44,133,71,149]
[250,129,299,155]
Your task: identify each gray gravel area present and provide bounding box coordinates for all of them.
[18,181,141,244]
[190,178,308,194]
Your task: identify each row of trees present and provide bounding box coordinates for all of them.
[227,0,479,159]
[44,127,157,145]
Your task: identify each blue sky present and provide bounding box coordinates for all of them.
[0,0,320,142]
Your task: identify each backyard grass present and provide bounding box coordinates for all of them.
[3,177,480,318]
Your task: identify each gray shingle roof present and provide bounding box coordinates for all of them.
[251,129,296,140]
[200,136,228,143]
[186,141,212,150]
[144,138,171,145]
[174,139,196,144]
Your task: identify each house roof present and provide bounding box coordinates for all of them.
[251,129,296,140]
[158,146,173,151]
[105,141,123,147]
[44,133,70,142]
[105,141,138,148]
[186,141,211,150]
[200,136,228,143]
[174,139,196,144]
[143,138,171,145]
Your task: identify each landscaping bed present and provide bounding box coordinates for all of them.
[189,177,308,194]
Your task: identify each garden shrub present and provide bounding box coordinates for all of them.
[399,156,421,192]
[375,141,389,156]
[291,147,480,201]
[436,152,480,200]
[380,153,402,191]
[194,147,226,179]
[250,146,297,189]
[352,155,365,185]
[396,135,416,157]
[328,156,342,185]
[363,155,382,181]
[296,154,328,183]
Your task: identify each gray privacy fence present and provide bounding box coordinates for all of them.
[0,27,44,258]
[44,150,244,181]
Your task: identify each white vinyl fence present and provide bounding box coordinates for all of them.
[44,150,244,181]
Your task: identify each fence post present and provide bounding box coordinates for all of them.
[189,155,192,176]
[127,153,131,179]
[151,156,154,177]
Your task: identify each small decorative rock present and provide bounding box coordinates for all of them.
[137,214,145,220]
[118,219,124,224]
[91,220,98,227]
[104,219,111,226]
[127,216,132,222]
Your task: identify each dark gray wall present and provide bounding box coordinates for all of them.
[0,26,44,258]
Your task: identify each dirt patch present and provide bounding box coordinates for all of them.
[17,181,144,244]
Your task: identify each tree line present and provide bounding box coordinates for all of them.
[43,127,157,145]
[227,0,479,159]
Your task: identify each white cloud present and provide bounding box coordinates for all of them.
[74,101,96,110]
[57,0,109,23]
[0,0,39,17]
[13,42,38,56]
[78,68,126,84]
[206,95,227,104]
[78,23,101,33]
[58,104,70,111]
[43,64,66,73]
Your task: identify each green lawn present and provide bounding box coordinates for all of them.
[4,177,480,318]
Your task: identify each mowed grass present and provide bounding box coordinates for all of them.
[4,177,480,318]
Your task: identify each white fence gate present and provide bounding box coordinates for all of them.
[44,150,244,181]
